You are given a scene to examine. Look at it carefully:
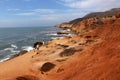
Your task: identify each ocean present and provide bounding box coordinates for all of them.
[0,26,63,62]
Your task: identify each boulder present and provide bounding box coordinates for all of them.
[33,41,43,49]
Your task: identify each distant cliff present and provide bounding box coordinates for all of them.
[56,8,120,34]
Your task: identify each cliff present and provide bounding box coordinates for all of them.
[0,8,120,80]
[57,8,120,34]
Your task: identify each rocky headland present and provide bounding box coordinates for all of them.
[0,8,120,80]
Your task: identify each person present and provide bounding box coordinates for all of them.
[33,41,43,50]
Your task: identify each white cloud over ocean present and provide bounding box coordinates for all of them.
[15,9,56,16]
[59,0,120,11]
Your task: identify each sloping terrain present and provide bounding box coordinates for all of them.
[0,8,120,80]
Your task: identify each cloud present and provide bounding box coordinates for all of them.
[4,7,87,27]
[15,8,56,16]
[32,9,56,13]
[0,9,86,27]
[15,12,35,16]
[1,0,119,27]
[59,0,120,11]
[7,8,20,11]
[38,14,75,21]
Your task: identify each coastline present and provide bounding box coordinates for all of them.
[0,26,65,62]
[0,29,74,62]
[0,8,120,80]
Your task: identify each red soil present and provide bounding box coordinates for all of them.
[0,17,120,80]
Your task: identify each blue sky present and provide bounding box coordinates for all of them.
[0,0,120,27]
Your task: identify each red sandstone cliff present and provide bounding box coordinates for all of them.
[57,8,120,33]
[0,8,120,80]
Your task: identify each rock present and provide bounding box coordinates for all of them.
[57,31,69,35]
[16,75,39,80]
[55,22,72,29]
[56,58,67,62]
[59,48,76,57]
[85,36,92,38]
[57,44,69,48]
[10,54,19,59]
[57,68,64,73]
[33,41,43,49]
[19,50,28,55]
[59,48,83,57]
[40,62,56,72]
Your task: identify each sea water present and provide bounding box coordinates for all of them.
[0,26,63,62]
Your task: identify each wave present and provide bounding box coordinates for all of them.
[11,44,18,49]
[0,44,20,62]
[3,44,19,53]
[0,50,19,62]
[22,46,34,51]
[51,37,64,40]
[46,33,58,36]
[66,34,75,37]
[4,48,20,53]
[0,52,20,62]
[0,44,34,62]
[0,57,10,62]
[0,27,57,62]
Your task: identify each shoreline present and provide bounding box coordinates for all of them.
[0,8,120,80]
[0,27,74,62]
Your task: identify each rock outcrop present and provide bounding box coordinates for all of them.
[55,22,72,29]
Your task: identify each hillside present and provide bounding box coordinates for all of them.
[82,8,120,19]
[57,8,120,31]
[0,8,120,80]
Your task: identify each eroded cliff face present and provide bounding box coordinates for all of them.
[57,8,120,34]
[40,15,120,80]
[71,14,119,34]
[0,8,120,80]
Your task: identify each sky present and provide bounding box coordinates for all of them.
[0,0,120,27]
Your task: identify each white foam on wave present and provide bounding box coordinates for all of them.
[11,44,18,49]
[4,44,19,53]
[3,44,19,52]
[4,48,13,51]
[51,37,64,40]
[66,34,75,36]
[46,33,58,36]
[0,53,18,62]
[0,57,10,62]
[4,47,20,53]
[66,29,71,31]
[22,46,34,51]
